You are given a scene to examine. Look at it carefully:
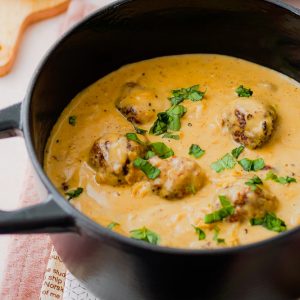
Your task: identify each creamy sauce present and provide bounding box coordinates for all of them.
[44,54,300,249]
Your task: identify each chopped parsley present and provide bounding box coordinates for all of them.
[265,171,296,185]
[231,145,245,159]
[213,226,225,244]
[166,105,187,131]
[250,212,287,233]
[238,158,265,172]
[189,144,205,159]
[68,115,77,126]
[192,225,206,240]
[145,150,155,159]
[125,133,145,145]
[169,84,206,105]
[107,222,120,230]
[211,153,236,173]
[162,133,180,140]
[133,157,160,179]
[245,175,263,191]
[236,85,253,97]
[150,105,186,135]
[130,227,160,245]
[65,187,83,200]
[149,142,174,159]
[204,195,235,224]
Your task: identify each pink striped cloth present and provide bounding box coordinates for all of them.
[0,1,98,299]
[0,0,299,299]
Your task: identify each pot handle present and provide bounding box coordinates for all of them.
[0,103,76,233]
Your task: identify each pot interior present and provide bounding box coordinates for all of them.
[29,0,300,163]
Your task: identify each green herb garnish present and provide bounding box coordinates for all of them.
[133,157,160,179]
[107,222,120,230]
[162,133,180,140]
[213,226,225,244]
[149,112,169,135]
[150,105,186,135]
[245,175,263,191]
[250,212,287,233]
[236,85,253,97]
[189,144,205,159]
[238,158,265,172]
[265,171,297,185]
[68,115,77,126]
[211,153,236,173]
[65,187,83,200]
[231,145,245,159]
[204,195,235,224]
[125,133,145,145]
[169,84,206,105]
[149,142,174,159]
[192,225,206,240]
[145,150,155,159]
[166,105,187,131]
[130,227,160,245]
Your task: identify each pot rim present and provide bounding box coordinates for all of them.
[22,0,300,255]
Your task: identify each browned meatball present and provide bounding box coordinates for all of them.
[116,82,159,124]
[148,156,204,199]
[89,133,146,186]
[222,99,277,149]
[214,180,278,222]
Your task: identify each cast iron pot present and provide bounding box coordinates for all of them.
[1,0,300,299]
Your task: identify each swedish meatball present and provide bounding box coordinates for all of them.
[116,82,158,124]
[89,133,146,186]
[222,99,277,149]
[148,156,204,199]
[214,180,278,222]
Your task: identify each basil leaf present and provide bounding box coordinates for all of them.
[211,153,236,173]
[245,175,263,191]
[126,133,145,145]
[149,112,169,135]
[145,150,155,159]
[238,158,265,172]
[133,157,160,179]
[253,158,265,171]
[130,227,160,245]
[231,145,244,159]
[149,142,174,159]
[150,105,186,135]
[236,85,253,97]
[166,105,187,131]
[213,226,225,244]
[107,222,119,230]
[204,195,235,224]
[162,133,180,140]
[192,225,206,240]
[250,212,287,233]
[265,171,297,185]
[69,115,76,126]
[189,144,205,159]
[169,84,206,105]
[65,187,83,200]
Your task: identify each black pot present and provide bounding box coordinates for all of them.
[1,0,300,299]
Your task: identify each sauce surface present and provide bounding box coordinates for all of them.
[44,54,300,249]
